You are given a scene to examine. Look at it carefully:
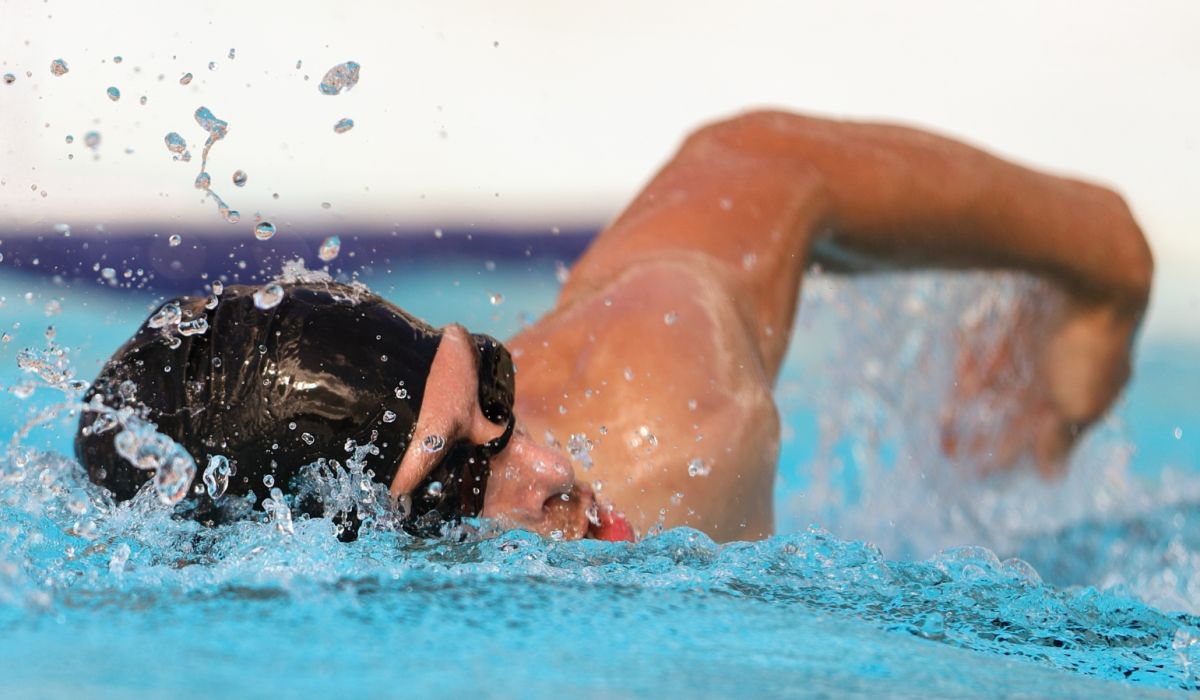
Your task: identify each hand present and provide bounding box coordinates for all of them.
[941,282,1143,477]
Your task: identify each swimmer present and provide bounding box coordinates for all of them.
[76,110,1153,543]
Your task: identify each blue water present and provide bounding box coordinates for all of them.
[0,254,1197,697]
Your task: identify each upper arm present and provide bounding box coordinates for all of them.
[561,118,831,379]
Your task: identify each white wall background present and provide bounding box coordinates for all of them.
[1,0,1196,335]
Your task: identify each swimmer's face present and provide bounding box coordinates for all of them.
[389,325,595,539]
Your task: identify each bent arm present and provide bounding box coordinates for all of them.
[565,110,1153,380]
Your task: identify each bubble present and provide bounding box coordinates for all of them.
[106,86,121,101]
[395,386,409,400]
[332,118,354,133]
[2,73,14,85]
[263,473,275,488]
[318,61,361,95]
[203,455,232,499]
[687,458,711,477]
[300,432,315,445]
[49,59,69,76]
[382,410,396,423]
[421,435,446,453]
[84,131,101,151]
[168,234,182,247]
[164,132,187,154]
[489,293,504,306]
[194,172,211,189]
[179,72,193,85]
[232,170,248,187]
[318,235,341,262]
[425,481,443,498]
[254,221,276,241]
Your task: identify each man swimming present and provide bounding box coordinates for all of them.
[76,110,1154,543]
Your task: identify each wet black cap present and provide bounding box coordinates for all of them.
[75,280,513,535]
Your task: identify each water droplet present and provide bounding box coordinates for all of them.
[108,543,131,574]
[139,95,147,106]
[113,56,123,64]
[567,433,594,470]
[489,292,504,306]
[2,73,15,85]
[664,311,678,325]
[318,235,341,262]
[178,318,209,336]
[318,61,361,95]
[106,86,121,101]
[168,234,182,247]
[194,106,228,139]
[227,48,236,60]
[212,280,224,295]
[65,135,74,144]
[219,205,240,224]
[1175,427,1184,440]
[380,410,397,424]
[179,72,193,85]
[84,131,101,151]
[232,170,248,187]
[395,386,409,400]
[50,59,69,77]
[300,432,315,445]
[254,221,276,241]
[742,252,757,270]
[208,61,217,71]
[421,434,445,453]
[331,117,356,134]
[148,302,182,329]
[253,283,284,310]
[203,455,232,498]
[623,367,634,382]
[194,171,211,190]
[687,458,711,477]
[263,473,275,488]
[426,481,444,498]
[164,132,187,154]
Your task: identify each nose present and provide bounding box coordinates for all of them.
[481,429,577,526]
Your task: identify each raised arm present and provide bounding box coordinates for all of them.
[563,109,1153,471]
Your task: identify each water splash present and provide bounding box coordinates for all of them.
[49,59,69,77]
[318,61,360,95]
[332,118,354,133]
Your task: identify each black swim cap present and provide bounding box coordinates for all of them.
[75,280,514,537]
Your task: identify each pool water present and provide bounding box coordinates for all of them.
[0,238,1197,697]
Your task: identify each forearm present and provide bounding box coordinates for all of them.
[701,111,1154,314]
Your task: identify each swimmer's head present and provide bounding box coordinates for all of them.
[75,281,513,536]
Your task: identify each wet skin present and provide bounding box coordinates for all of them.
[391,110,1154,542]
